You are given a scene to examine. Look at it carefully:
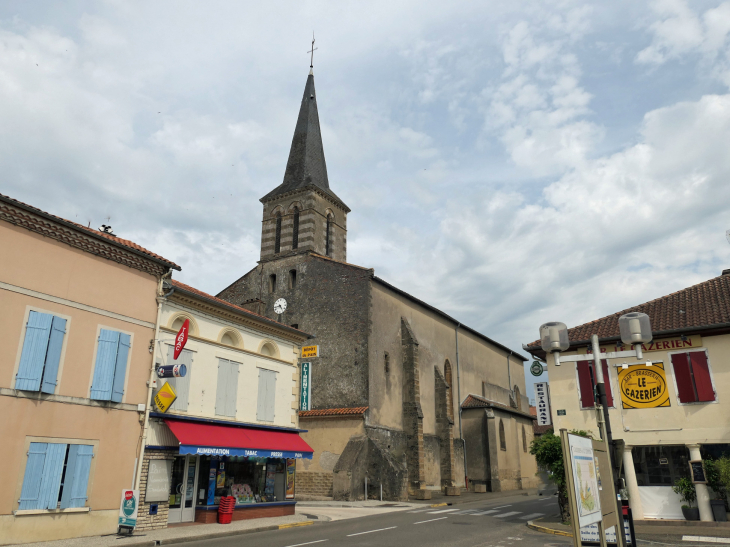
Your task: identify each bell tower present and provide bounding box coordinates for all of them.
[259,70,349,263]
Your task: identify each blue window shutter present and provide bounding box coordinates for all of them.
[16,311,53,391]
[41,316,67,394]
[38,443,67,509]
[90,330,120,400]
[111,334,131,403]
[19,443,48,509]
[60,445,93,509]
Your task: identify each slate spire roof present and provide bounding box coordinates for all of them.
[261,71,348,210]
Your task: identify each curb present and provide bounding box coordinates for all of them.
[430,503,449,508]
[526,520,573,538]
[279,522,314,529]
[155,521,313,545]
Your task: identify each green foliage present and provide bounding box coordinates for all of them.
[672,477,696,507]
[713,456,730,491]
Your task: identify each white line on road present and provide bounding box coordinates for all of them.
[453,509,478,514]
[470,510,499,515]
[414,517,449,524]
[408,508,433,513]
[519,513,544,520]
[428,508,459,514]
[493,511,522,518]
[683,536,730,544]
[347,526,397,537]
[284,541,329,547]
[492,505,512,509]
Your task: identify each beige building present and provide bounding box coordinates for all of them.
[525,269,730,521]
[0,193,179,544]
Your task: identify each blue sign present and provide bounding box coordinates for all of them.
[179,444,313,459]
[157,364,187,378]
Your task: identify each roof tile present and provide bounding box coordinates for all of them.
[299,406,368,418]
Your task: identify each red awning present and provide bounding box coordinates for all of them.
[165,419,314,459]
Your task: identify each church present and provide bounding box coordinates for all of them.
[217,68,537,500]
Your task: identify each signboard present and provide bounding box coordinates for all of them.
[534,382,551,426]
[286,459,296,499]
[154,381,177,413]
[579,335,702,355]
[530,361,544,377]
[157,364,187,379]
[581,520,632,545]
[617,363,670,409]
[301,345,319,359]
[557,409,566,416]
[568,434,602,527]
[144,460,172,502]
[118,489,139,529]
[690,460,707,484]
[173,319,190,360]
[300,362,312,411]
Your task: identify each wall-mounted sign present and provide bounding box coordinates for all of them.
[690,460,707,484]
[534,382,551,426]
[300,362,312,411]
[578,335,702,355]
[157,364,187,379]
[530,361,544,377]
[154,381,177,413]
[301,345,319,358]
[145,460,172,502]
[617,363,670,409]
[557,409,566,416]
[173,319,190,360]
[118,489,139,529]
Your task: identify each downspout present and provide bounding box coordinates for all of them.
[455,323,467,489]
[134,269,174,491]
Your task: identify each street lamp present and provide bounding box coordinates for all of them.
[540,312,652,547]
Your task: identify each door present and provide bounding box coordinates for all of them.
[168,455,199,523]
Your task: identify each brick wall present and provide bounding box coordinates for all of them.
[295,471,334,498]
[136,449,176,531]
[195,504,295,523]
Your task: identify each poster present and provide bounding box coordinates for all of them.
[617,363,670,409]
[118,489,139,529]
[286,459,296,499]
[580,520,632,545]
[569,434,602,527]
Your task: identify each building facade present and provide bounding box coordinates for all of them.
[0,194,179,545]
[135,280,312,529]
[217,70,538,500]
[525,270,730,521]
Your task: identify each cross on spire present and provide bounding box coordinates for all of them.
[307,32,318,68]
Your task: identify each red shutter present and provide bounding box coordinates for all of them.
[601,359,614,407]
[671,353,697,403]
[577,360,595,408]
[690,351,715,402]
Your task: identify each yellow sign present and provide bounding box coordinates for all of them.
[617,363,670,409]
[301,345,319,358]
[578,335,702,355]
[154,381,177,413]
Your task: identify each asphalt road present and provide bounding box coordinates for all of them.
[180,494,564,547]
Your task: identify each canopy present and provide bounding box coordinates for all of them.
[165,419,313,459]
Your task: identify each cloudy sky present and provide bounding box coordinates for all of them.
[3,0,730,400]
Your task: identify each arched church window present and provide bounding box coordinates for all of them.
[325,214,333,257]
[522,425,528,453]
[274,213,282,254]
[499,420,506,451]
[513,385,521,411]
[292,207,300,250]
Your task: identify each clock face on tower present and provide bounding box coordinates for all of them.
[274,298,287,315]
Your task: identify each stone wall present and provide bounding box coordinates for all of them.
[136,449,176,531]
[295,471,333,498]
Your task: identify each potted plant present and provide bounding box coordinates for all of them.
[673,477,699,520]
[704,459,728,522]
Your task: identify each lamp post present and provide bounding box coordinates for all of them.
[540,312,652,547]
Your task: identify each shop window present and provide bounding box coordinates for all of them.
[671,351,716,403]
[200,456,290,505]
[15,311,67,393]
[257,368,277,422]
[90,329,131,402]
[499,420,506,451]
[289,269,297,289]
[576,359,614,409]
[632,445,690,487]
[154,347,193,411]
[19,442,93,510]
[522,425,527,453]
[216,359,240,418]
[274,213,282,254]
[269,274,276,294]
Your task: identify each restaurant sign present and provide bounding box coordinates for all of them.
[579,335,702,355]
[534,382,551,426]
[617,362,670,409]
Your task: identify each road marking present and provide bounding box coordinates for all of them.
[453,509,478,514]
[284,541,328,547]
[470,510,499,515]
[408,508,433,513]
[347,526,397,537]
[494,511,522,518]
[683,537,730,544]
[428,508,459,514]
[414,517,449,524]
[519,513,544,520]
[492,505,512,509]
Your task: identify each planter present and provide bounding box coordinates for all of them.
[682,507,700,521]
[711,500,727,522]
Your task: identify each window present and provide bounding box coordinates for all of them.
[260,342,277,357]
[19,442,93,510]
[384,352,390,374]
[215,359,240,418]
[274,213,282,254]
[671,350,716,403]
[633,445,690,486]
[269,274,276,293]
[513,385,522,410]
[325,214,332,256]
[221,332,236,347]
[15,310,67,393]
[289,269,297,289]
[90,329,131,402]
[155,347,193,411]
[499,420,506,451]
[257,368,277,422]
[522,425,527,453]
[292,208,300,250]
[576,359,614,409]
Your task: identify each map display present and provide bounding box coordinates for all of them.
[569,434,602,527]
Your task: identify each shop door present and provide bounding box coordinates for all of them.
[168,455,199,523]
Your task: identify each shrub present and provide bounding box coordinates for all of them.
[672,477,696,508]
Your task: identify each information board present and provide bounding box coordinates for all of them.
[145,460,172,502]
[118,489,139,529]
[569,434,602,527]
[690,460,707,484]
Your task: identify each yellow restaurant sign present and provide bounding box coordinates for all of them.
[617,363,671,409]
[301,345,319,358]
[154,381,177,413]
[578,335,702,355]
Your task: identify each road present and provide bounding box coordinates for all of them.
[181,493,564,547]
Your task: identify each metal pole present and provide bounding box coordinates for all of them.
[380,484,383,502]
[591,334,627,547]
[365,477,367,501]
